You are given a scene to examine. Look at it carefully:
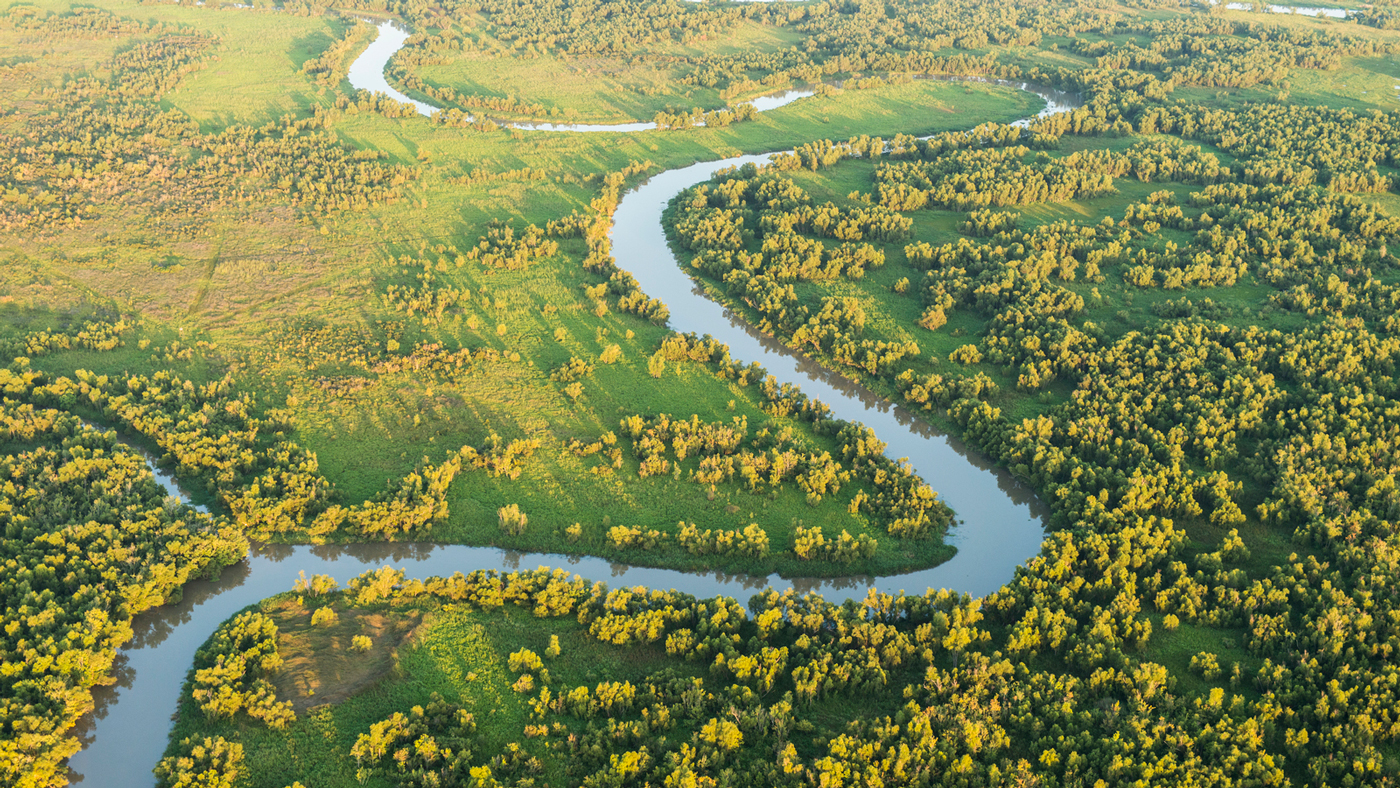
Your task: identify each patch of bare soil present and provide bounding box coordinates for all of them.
[265,598,423,714]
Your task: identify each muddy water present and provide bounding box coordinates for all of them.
[68,29,1082,788]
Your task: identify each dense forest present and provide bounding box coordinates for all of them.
[4,0,1400,785]
[656,102,1400,788]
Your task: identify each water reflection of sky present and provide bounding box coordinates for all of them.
[1223,2,1349,18]
[346,19,816,130]
[345,20,439,116]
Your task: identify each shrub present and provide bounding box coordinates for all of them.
[351,695,476,783]
[192,612,295,729]
[509,649,544,674]
[699,718,744,752]
[551,357,594,382]
[155,736,243,788]
[608,525,668,550]
[294,571,338,597]
[1190,652,1223,681]
[1220,529,1251,564]
[950,344,983,365]
[351,635,373,653]
[792,524,877,563]
[677,522,770,558]
[499,504,528,536]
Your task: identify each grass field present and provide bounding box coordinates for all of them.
[164,593,703,787]
[411,18,804,123]
[1,0,1348,590]
[166,585,933,787]
[2,0,1034,575]
[0,0,1332,584]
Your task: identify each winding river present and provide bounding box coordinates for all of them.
[347,20,817,130]
[66,25,1080,787]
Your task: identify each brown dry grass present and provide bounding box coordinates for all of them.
[265,597,423,714]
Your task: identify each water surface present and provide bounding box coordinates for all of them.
[345,20,439,116]
[1223,1,1350,17]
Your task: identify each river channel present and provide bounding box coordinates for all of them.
[67,25,1080,786]
[346,19,817,129]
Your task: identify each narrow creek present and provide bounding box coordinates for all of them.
[67,27,1081,787]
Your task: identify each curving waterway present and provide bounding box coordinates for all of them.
[347,19,816,130]
[66,26,1081,787]
[1222,1,1351,18]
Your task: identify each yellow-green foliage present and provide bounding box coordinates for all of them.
[507,648,544,674]
[154,736,243,788]
[677,521,770,558]
[192,612,296,729]
[607,525,669,550]
[792,524,877,563]
[498,503,529,536]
